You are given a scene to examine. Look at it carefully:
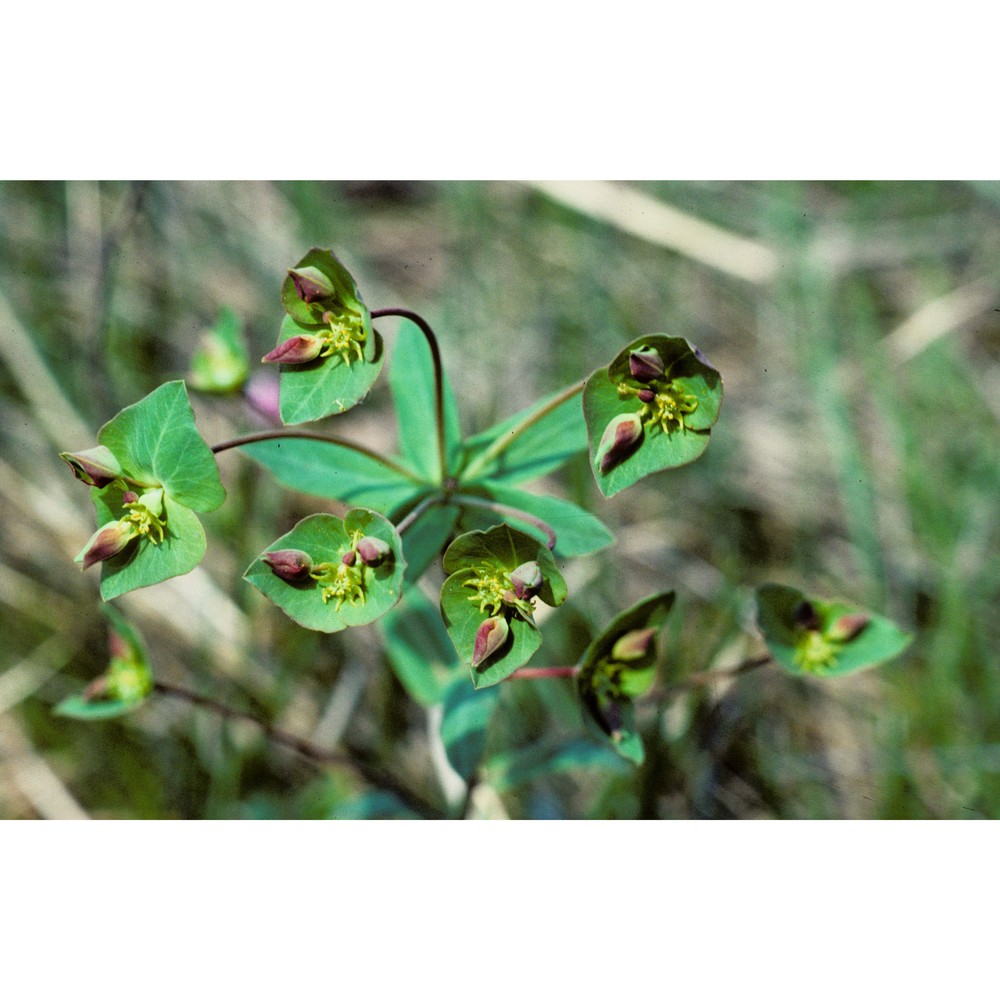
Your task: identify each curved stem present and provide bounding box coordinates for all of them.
[211,428,422,483]
[152,681,443,819]
[462,379,585,481]
[642,654,773,701]
[370,307,448,485]
[394,492,445,536]
[508,665,578,680]
[453,493,558,550]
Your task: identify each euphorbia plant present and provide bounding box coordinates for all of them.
[55,246,913,809]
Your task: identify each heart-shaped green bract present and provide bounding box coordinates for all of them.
[273,248,384,425]
[440,524,567,688]
[576,591,676,765]
[97,380,226,510]
[244,510,405,633]
[280,247,367,329]
[583,335,723,498]
[71,381,224,599]
[756,583,913,678]
[275,314,385,425]
[54,605,153,721]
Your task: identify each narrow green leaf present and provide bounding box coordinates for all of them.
[399,502,460,583]
[440,673,501,783]
[244,511,405,633]
[276,315,386,425]
[380,587,462,706]
[97,380,225,511]
[390,318,463,480]
[461,385,587,485]
[484,738,631,793]
[240,437,423,514]
[467,483,615,557]
[54,696,141,721]
[756,583,913,677]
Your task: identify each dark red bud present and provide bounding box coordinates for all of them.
[510,560,543,600]
[288,266,335,304]
[76,521,138,570]
[637,388,656,404]
[827,613,871,643]
[355,536,391,566]
[793,600,822,631]
[596,413,643,474]
[341,550,357,566]
[121,491,139,505]
[629,347,665,382]
[59,446,123,488]
[261,334,324,365]
[610,627,657,662]
[472,616,509,668]
[263,548,314,582]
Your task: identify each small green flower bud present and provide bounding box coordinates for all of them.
[510,560,543,600]
[59,446,123,488]
[629,347,664,383]
[261,334,324,365]
[610,627,657,662]
[355,536,391,566]
[827,613,871,643]
[263,548,314,582]
[288,266,335,304]
[472,615,509,668]
[75,520,138,571]
[596,413,643,474]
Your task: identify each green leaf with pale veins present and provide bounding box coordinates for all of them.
[461,385,588,485]
[97,380,225,511]
[244,511,405,632]
[240,437,423,514]
[390,318,464,480]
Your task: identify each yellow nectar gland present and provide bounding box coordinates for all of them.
[122,498,166,544]
[794,630,838,672]
[640,383,699,435]
[317,561,366,611]
[463,565,515,617]
[319,310,368,367]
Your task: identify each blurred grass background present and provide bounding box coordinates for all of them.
[1,179,999,819]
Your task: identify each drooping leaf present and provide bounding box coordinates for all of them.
[96,380,225,511]
[756,583,912,677]
[240,437,423,514]
[390,318,464,480]
[583,336,723,498]
[275,314,386,425]
[576,591,676,765]
[380,587,463,707]
[440,524,567,688]
[244,510,405,632]
[461,384,588,485]
[440,673,501,783]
